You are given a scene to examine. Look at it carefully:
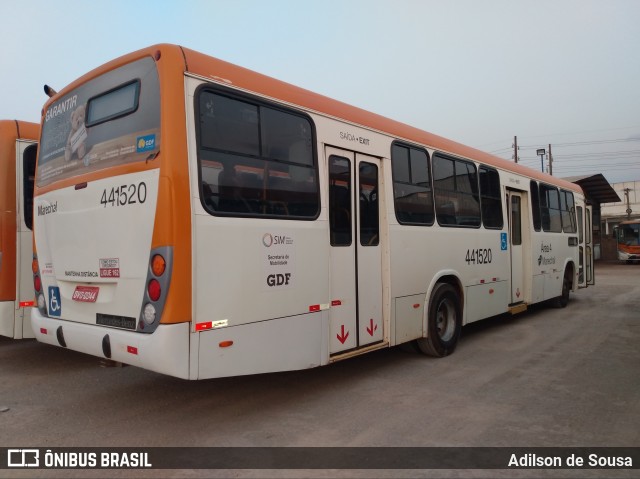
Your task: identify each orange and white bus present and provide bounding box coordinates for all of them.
[32,44,594,379]
[615,220,640,263]
[0,120,39,339]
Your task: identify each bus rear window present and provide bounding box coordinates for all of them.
[37,57,160,187]
[86,80,140,127]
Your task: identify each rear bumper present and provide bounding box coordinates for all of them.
[618,251,640,261]
[31,309,190,379]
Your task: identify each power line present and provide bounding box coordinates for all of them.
[519,137,640,148]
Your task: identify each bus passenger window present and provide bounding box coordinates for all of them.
[391,143,433,225]
[433,154,480,227]
[22,144,38,230]
[197,89,319,219]
[539,184,562,232]
[479,166,503,229]
[530,180,541,231]
[560,190,577,233]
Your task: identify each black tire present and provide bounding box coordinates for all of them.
[417,283,462,357]
[553,269,571,308]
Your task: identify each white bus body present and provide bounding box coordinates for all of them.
[32,45,593,379]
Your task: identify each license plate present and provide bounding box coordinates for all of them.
[72,286,99,303]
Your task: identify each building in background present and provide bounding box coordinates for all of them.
[599,180,640,234]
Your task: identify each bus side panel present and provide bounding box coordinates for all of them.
[0,147,17,303]
[0,302,15,337]
[0,133,18,337]
[192,217,330,327]
[197,311,327,379]
[16,229,34,338]
[16,140,35,338]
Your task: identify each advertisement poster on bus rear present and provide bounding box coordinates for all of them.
[37,57,161,187]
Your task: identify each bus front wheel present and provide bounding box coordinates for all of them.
[417,283,462,357]
[553,269,572,308]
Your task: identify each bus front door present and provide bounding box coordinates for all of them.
[326,147,383,355]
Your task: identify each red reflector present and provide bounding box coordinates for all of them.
[34,275,42,293]
[309,305,320,312]
[148,279,161,301]
[19,301,35,308]
[127,346,138,355]
[196,321,212,332]
[219,340,234,348]
[331,300,342,307]
[40,328,47,335]
[413,303,420,309]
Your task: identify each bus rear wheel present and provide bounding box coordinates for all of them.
[417,283,462,357]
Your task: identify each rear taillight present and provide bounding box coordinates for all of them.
[138,248,172,333]
[33,254,48,316]
[147,279,161,301]
[151,254,166,276]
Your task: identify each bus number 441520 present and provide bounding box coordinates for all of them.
[465,248,492,265]
[100,182,147,207]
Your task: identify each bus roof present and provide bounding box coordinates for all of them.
[42,44,583,195]
[0,120,39,168]
[0,120,39,143]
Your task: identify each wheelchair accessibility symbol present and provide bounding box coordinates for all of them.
[501,232,508,251]
[48,286,62,317]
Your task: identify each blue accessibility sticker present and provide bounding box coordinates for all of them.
[48,286,62,317]
[501,232,508,251]
[136,134,156,153]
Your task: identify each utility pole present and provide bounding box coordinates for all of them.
[513,136,519,163]
[624,188,632,219]
[548,144,553,175]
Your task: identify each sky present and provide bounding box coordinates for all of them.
[2,0,639,184]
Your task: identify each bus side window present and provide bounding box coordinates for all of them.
[197,89,319,219]
[23,144,38,230]
[391,143,433,225]
[530,180,541,231]
[479,166,503,229]
[433,153,480,227]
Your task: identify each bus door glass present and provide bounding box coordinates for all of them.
[508,190,524,304]
[327,147,382,354]
[586,206,594,285]
[576,205,585,286]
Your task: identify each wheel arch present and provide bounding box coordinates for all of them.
[563,259,576,290]
[424,271,464,336]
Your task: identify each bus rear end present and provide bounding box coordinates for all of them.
[32,48,191,378]
[0,120,39,339]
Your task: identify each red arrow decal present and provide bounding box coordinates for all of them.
[337,325,349,344]
[516,288,521,298]
[366,318,378,336]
